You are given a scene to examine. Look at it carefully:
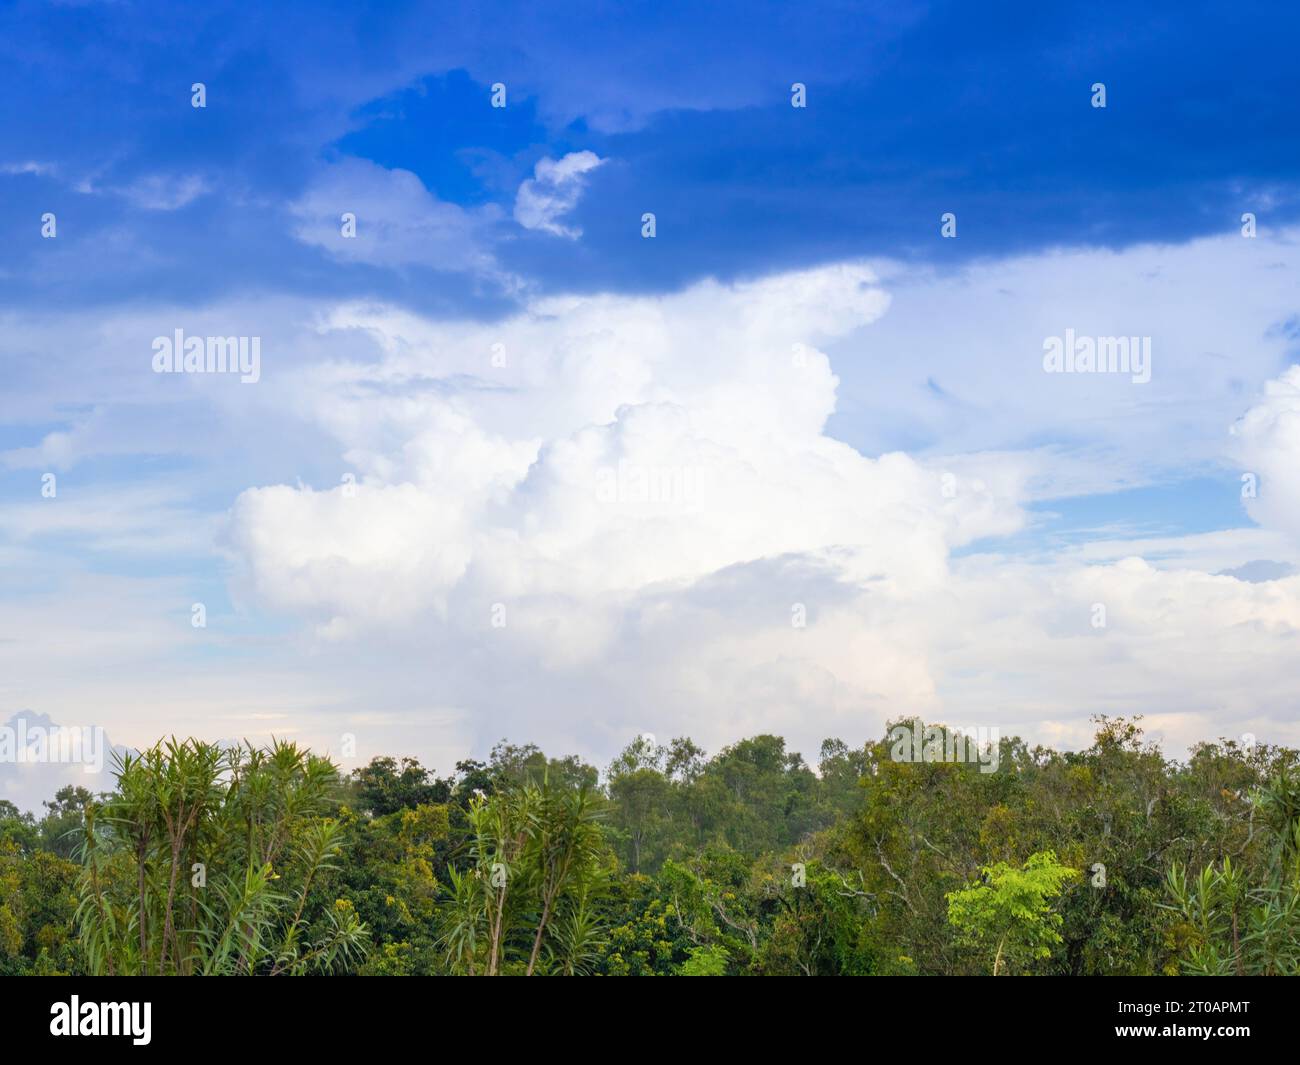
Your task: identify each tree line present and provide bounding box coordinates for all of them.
[1,715,1297,975]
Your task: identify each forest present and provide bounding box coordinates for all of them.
[1,716,1297,976]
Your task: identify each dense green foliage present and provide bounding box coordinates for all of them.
[1,716,1297,975]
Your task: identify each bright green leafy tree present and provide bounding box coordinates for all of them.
[946,851,1079,975]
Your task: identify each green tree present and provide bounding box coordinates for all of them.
[678,943,729,975]
[0,840,81,974]
[351,757,450,816]
[439,774,609,975]
[946,851,1079,975]
[1162,768,1300,975]
[607,736,672,873]
[37,786,97,860]
[76,738,369,975]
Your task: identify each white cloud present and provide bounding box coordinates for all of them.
[226,263,1009,624]
[1231,365,1300,542]
[117,173,208,210]
[513,151,605,238]
[0,160,57,177]
[291,157,503,273]
[833,229,1300,496]
[210,256,1300,762]
[7,236,1300,775]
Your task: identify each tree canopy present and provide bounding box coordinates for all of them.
[1,716,1296,976]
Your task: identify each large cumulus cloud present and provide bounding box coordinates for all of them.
[220,261,1300,760]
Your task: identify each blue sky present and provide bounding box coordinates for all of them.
[2,0,1300,809]
[5,1,1300,305]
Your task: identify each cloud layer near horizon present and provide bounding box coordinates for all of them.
[210,254,1300,768]
[4,236,1300,812]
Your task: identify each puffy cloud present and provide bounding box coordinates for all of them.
[1231,365,1300,541]
[214,264,1002,749]
[513,151,605,238]
[0,711,129,814]
[7,238,1300,770]
[227,264,1016,625]
[215,259,1300,760]
[290,157,502,273]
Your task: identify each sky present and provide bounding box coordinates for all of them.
[3,0,1300,810]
